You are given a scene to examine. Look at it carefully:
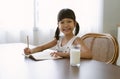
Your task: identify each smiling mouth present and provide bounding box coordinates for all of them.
[63,28,71,32]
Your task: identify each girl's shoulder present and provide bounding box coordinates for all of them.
[73,36,83,44]
[74,36,82,40]
[59,36,64,39]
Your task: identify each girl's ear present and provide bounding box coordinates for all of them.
[57,22,60,27]
[57,23,59,28]
[74,21,77,27]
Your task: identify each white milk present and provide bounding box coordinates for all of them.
[70,48,80,66]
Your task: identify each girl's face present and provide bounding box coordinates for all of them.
[58,18,76,35]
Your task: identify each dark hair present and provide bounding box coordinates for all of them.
[54,8,80,40]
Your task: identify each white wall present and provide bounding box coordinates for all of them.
[103,0,120,37]
[103,0,120,66]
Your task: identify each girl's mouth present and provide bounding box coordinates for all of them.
[63,28,71,32]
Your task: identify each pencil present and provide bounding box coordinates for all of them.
[27,35,29,48]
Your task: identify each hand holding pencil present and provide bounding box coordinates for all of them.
[24,35,32,55]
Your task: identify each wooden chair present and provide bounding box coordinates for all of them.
[81,33,119,64]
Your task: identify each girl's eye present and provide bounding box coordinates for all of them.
[60,21,64,24]
[67,20,72,23]
[60,20,72,24]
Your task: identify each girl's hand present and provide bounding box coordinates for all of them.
[24,48,32,55]
[50,52,70,58]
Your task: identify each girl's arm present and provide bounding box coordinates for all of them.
[74,37,92,59]
[24,38,57,55]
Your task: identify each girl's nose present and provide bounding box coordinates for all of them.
[64,22,68,27]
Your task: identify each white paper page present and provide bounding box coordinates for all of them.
[30,49,62,60]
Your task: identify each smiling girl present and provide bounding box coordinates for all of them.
[24,8,92,59]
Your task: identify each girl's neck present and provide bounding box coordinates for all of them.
[61,34,75,47]
[64,34,75,40]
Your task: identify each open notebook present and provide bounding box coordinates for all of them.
[24,49,62,61]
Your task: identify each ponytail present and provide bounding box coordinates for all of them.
[75,22,80,35]
[54,27,60,40]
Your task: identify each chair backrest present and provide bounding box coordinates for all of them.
[81,33,119,64]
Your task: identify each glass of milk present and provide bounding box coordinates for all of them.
[70,45,81,66]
